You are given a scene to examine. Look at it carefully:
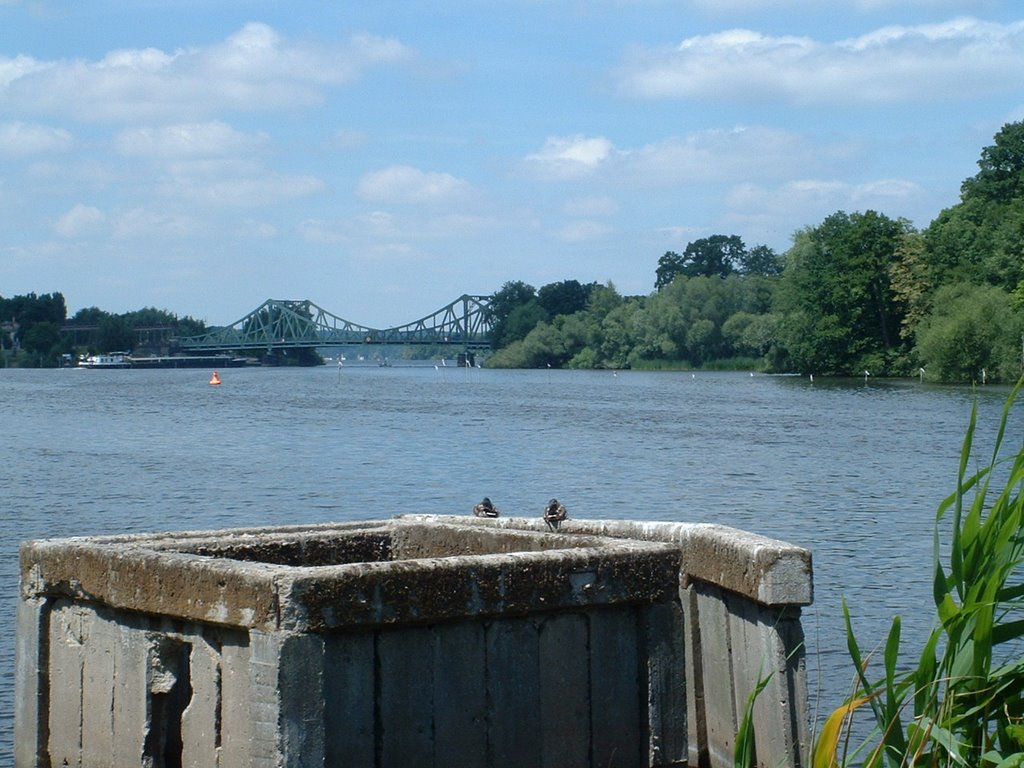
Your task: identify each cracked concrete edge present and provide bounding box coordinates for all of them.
[401,515,813,607]
[19,518,685,631]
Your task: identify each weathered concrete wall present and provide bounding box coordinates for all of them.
[17,516,810,767]
[404,516,813,768]
[32,597,250,768]
[17,519,689,768]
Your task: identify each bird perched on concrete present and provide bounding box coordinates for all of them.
[473,497,500,518]
[543,498,568,530]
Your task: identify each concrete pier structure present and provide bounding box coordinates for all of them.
[16,516,812,768]
[406,516,813,768]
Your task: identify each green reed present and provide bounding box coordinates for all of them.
[815,380,1024,767]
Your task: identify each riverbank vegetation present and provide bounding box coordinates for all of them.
[486,122,1024,384]
[812,381,1024,767]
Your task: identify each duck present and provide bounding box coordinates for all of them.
[543,498,568,530]
[473,497,500,518]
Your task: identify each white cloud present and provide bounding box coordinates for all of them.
[523,135,614,180]
[0,121,73,156]
[524,127,851,187]
[356,165,473,204]
[55,204,105,238]
[115,122,267,158]
[0,54,45,88]
[1,23,414,122]
[617,17,1024,105]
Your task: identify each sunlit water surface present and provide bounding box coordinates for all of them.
[2,366,1020,761]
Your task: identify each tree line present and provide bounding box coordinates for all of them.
[0,297,207,367]
[484,121,1024,384]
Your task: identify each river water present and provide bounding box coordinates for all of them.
[2,365,1020,761]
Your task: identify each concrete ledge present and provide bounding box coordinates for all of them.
[20,519,682,631]
[402,515,813,607]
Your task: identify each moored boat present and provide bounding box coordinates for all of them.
[78,353,130,369]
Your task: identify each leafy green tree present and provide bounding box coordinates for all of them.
[737,274,777,315]
[775,309,849,375]
[97,314,135,353]
[925,121,1024,293]
[599,300,642,369]
[125,307,177,327]
[986,201,1024,291]
[679,235,744,278]
[0,292,67,349]
[553,313,589,361]
[566,347,600,368]
[630,274,759,367]
[775,211,911,375]
[1014,281,1024,313]
[537,280,594,318]
[655,251,685,290]
[71,306,108,324]
[176,315,207,338]
[584,281,624,322]
[520,320,573,368]
[487,280,537,347]
[922,200,987,286]
[486,339,530,368]
[743,313,781,360]
[960,121,1024,204]
[925,192,1024,292]
[622,302,675,363]
[736,244,782,277]
[888,231,933,343]
[686,318,717,365]
[723,311,781,360]
[21,321,62,363]
[489,313,590,369]
[568,283,632,367]
[503,300,548,346]
[6,292,67,326]
[915,283,1023,383]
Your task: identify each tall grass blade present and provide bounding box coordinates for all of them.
[734,671,773,768]
[813,694,875,768]
[881,617,909,761]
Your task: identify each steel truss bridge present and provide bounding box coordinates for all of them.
[177,295,492,353]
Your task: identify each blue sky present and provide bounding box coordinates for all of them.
[3,1,1023,328]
